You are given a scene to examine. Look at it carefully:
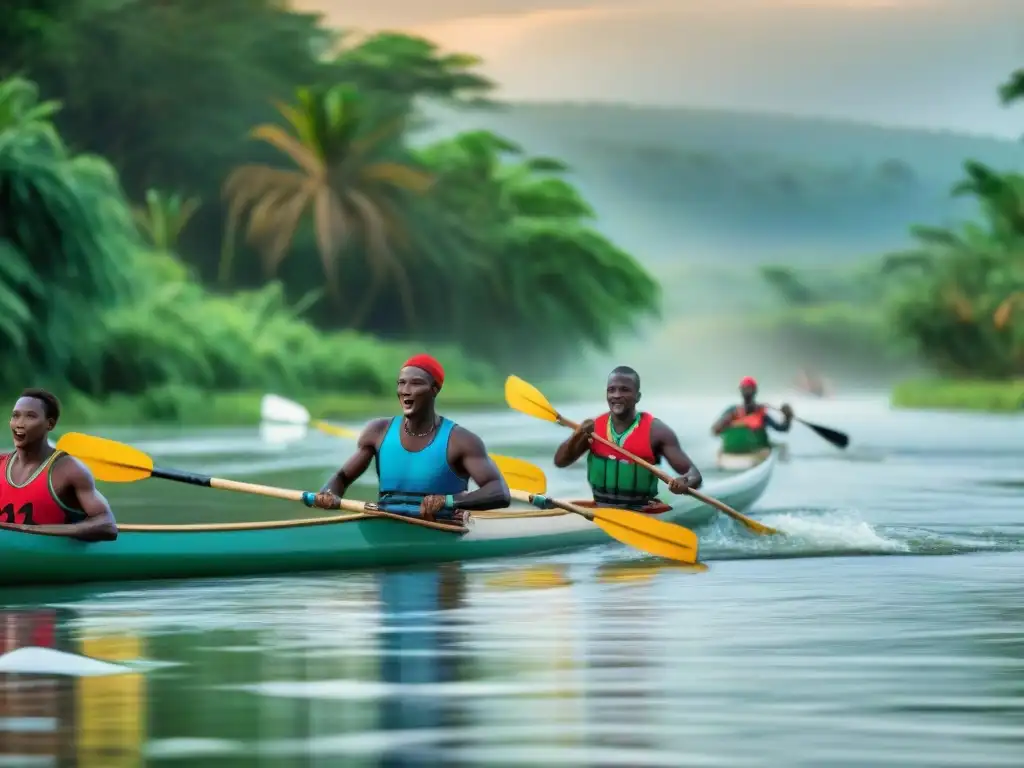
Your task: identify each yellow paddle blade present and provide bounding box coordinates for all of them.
[55,432,154,483]
[590,507,699,564]
[504,375,560,423]
[490,454,547,494]
[736,516,779,536]
[311,420,359,439]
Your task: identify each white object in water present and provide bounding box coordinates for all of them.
[261,393,312,426]
[0,647,134,677]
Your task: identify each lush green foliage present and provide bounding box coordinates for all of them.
[891,378,1024,413]
[880,73,1024,379]
[0,1,659,383]
[0,76,134,382]
[0,75,498,411]
[403,130,660,371]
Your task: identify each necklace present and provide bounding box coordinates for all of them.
[404,417,438,438]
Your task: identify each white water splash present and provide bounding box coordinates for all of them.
[704,509,909,558]
[765,510,907,552]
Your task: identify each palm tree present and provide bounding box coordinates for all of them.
[221,84,433,323]
[883,163,1024,377]
[132,188,201,252]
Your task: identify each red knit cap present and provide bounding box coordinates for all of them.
[402,354,444,389]
[739,376,757,388]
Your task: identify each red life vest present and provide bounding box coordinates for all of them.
[0,450,84,526]
[590,412,658,464]
[730,404,766,431]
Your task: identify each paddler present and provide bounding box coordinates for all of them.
[313,354,511,524]
[0,389,118,541]
[552,366,702,511]
[711,376,793,455]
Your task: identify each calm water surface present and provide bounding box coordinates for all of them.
[1,393,1022,766]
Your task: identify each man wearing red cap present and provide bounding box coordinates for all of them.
[552,366,703,512]
[312,354,511,525]
[711,376,793,464]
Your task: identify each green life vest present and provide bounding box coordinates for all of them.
[720,426,770,453]
[719,404,770,454]
[585,411,660,509]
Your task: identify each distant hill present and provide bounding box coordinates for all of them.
[419,101,1024,267]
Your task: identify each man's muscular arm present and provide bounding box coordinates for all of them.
[319,418,388,500]
[449,428,511,511]
[553,419,595,468]
[652,419,703,491]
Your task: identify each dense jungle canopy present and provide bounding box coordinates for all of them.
[0,0,657,402]
[0,0,1020,411]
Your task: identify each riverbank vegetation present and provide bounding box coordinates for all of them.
[890,379,1023,413]
[0,1,658,422]
[882,68,1023,407]
[729,68,1024,411]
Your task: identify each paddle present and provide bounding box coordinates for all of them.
[259,394,698,562]
[54,432,465,533]
[56,432,699,563]
[509,488,698,563]
[261,394,359,438]
[258,393,548,495]
[504,375,780,536]
[768,405,849,450]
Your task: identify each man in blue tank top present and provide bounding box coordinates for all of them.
[313,354,511,524]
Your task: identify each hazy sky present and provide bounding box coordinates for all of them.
[296,0,1024,138]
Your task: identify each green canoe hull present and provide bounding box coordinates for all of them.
[0,452,776,588]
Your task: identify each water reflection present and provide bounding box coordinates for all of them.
[1,547,1020,766]
[596,558,710,583]
[0,565,592,766]
[588,560,661,752]
[0,608,144,768]
[377,563,466,765]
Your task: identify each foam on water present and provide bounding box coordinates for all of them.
[695,507,909,561]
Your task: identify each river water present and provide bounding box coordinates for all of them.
[1,393,1022,766]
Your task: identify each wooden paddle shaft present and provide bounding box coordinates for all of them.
[557,416,675,483]
[509,489,593,520]
[208,477,309,503]
[154,470,359,512]
[204,478,465,532]
[559,417,754,520]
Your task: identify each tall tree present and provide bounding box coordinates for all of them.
[222,84,433,324]
[333,32,496,108]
